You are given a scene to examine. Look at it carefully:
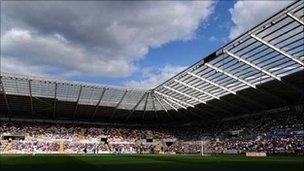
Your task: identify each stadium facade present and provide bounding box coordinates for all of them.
[0,0,303,124]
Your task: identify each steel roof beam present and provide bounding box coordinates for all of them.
[172,79,220,100]
[28,80,34,117]
[142,92,149,120]
[161,98,178,111]
[205,63,256,89]
[143,93,149,113]
[73,86,83,119]
[287,12,304,26]
[91,87,107,120]
[125,92,147,121]
[155,94,174,121]
[251,34,304,67]
[154,93,168,112]
[150,93,161,123]
[109,90,128,120]
[205,63,285,110]
[164,97,187,110]
[0,77,12,117]
[163,85,206,104]
[151,93,157,113]
[154,91,194,108]
[162,97,187,111]
[131,92,147,112]
[186,72,236,95]
[224,50,281,81]
[174,79,252,114]
[53,82,57,118]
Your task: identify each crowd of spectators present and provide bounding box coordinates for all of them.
[9,141,60,153]
[0,107,303,155]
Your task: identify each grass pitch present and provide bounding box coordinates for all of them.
[0,154,303,171]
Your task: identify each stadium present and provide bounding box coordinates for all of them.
[0,1,303,171]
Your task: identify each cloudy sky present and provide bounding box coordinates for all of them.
[0,0,292,89]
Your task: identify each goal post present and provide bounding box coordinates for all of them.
[200,137,211,156]
[201,140,204,156]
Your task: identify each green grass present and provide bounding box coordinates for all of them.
[0,154,303,171]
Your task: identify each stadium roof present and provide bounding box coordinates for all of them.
[0,0,303,123]
[0,72,169,115]
[153,0,303,110]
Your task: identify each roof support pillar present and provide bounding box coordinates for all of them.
[142,92,149,120]
[125,92,147,121]
[28,80,34,117]
[151,93,157,113]
[109,90,128,120]
[0,76,11,118]
[151,93,158,121]
[73,86,83,119]
[53,83,57,119]
[91,87,107,120]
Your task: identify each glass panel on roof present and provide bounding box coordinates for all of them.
[101,88,126,107]
[119,90,146,110]
[78,86,104,106]
[56,83,81,102]
[31,80,55,98]
[2,77,30,96]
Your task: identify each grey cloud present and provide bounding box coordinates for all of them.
[229,1,291,40]
[1,1,215,78]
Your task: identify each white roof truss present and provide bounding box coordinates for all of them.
[163,85,206,104]
[251,34,304,67]
[204,63,257,89]
[224,50,282,81]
